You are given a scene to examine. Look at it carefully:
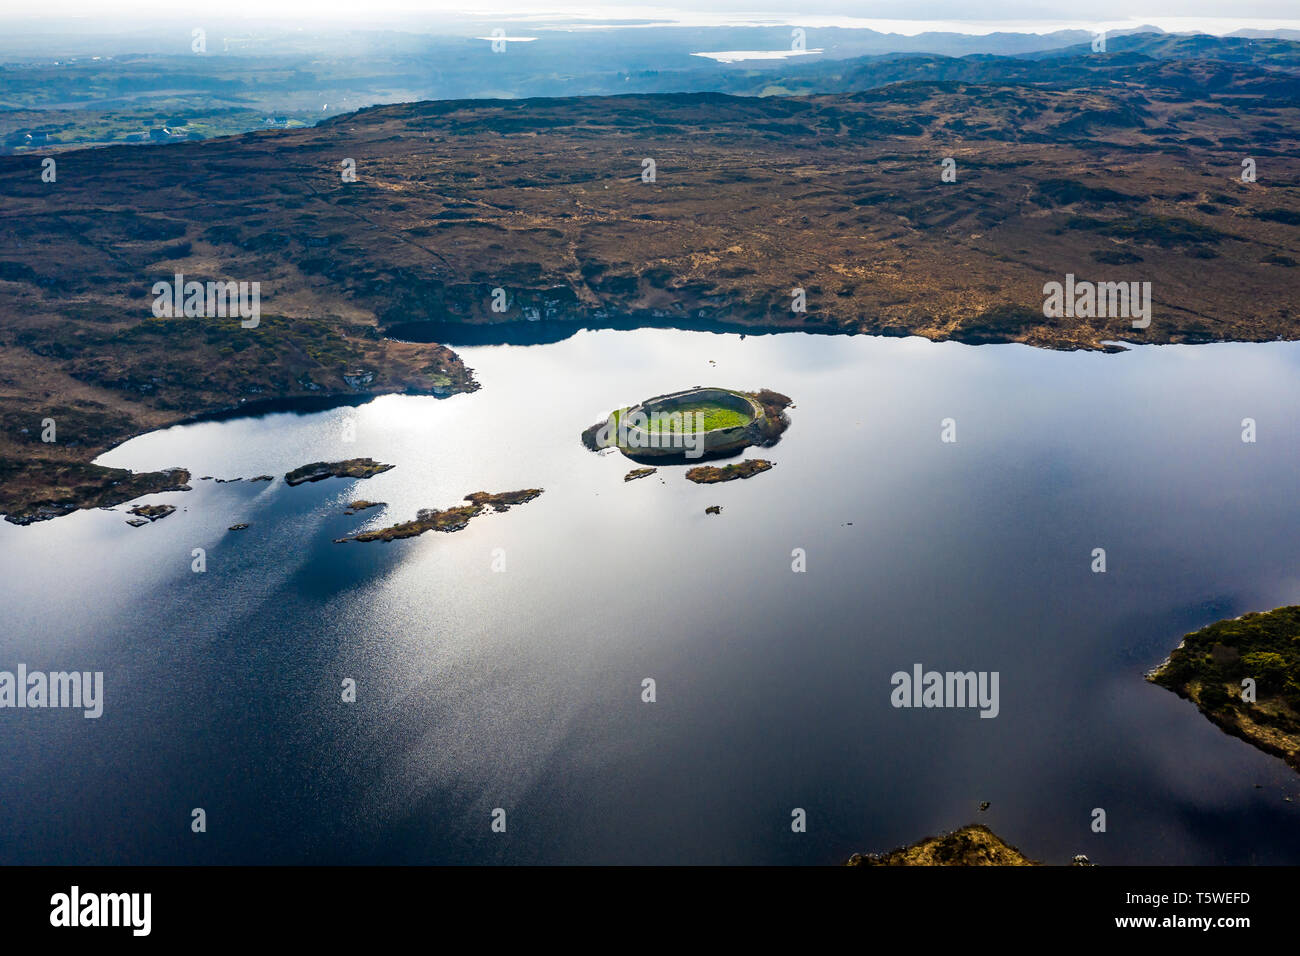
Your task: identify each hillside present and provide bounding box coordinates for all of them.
[0,54,1297,521]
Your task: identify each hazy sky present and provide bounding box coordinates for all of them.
[9,1,1300,28]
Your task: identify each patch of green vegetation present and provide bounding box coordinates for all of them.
[847,824,1038,866]
[1149,605,1300,772]
[639,401,752,434]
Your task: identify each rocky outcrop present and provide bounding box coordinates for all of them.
[685,459,774,483]
[335,489,542,543]
[284,458,394,486]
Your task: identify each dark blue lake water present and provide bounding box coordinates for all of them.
[2,329,1299,864]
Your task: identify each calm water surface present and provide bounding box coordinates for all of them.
[2,329,1299,864]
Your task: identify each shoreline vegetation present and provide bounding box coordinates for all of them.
[846,824,1041,866]
[1147,605,1300,773]
[334,489,543,543]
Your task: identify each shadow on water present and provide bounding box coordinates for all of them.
[386,315,856,347]
[176,392,412,426]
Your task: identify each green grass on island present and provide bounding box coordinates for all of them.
[614,401,752,434]
[1148,605,1300,772]
[651,402,753,433]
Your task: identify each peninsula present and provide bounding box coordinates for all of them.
[1148,605,1300,773]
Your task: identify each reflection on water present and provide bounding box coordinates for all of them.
[1,329,1299,864]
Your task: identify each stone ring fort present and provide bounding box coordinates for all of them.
[583,385,792,462]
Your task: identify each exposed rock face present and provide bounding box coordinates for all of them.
[343,370,376,389]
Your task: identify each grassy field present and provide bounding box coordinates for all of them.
[625,401,753,434]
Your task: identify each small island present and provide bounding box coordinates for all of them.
[1147,605,1300,772]
[335,489,542,543]
[284,458,394,486]
[685,459,773,483]
[582,387,791,464]
[847,824,1038,866]
[344,499,384,515]
[624,468,657,482]
[125,503,176,525]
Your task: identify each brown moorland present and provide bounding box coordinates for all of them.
[0,55,1297,522]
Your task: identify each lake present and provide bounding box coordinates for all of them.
[2,328,1298,864]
